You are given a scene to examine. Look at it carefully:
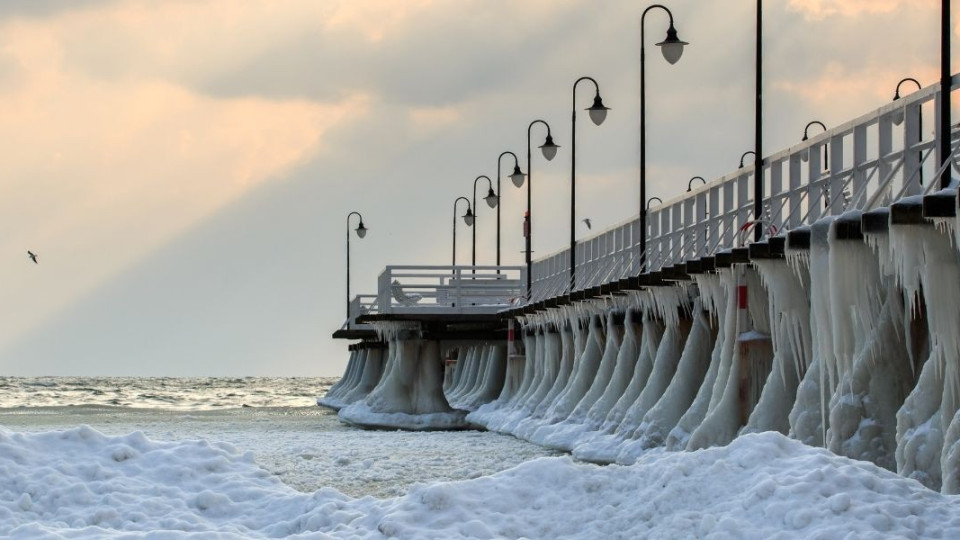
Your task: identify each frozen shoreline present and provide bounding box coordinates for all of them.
[2,420,959,538]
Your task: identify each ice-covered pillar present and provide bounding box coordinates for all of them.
[342,347,387,405]
[339,329,468,430]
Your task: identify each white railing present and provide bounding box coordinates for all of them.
[528,75,958,301]
[342,294,379,330]
[374,265,526,316]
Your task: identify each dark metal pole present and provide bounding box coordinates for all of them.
[640,11,649,272]
[895,78,924,185]
[496,151,519,267]
[453,197,471,267]
[640,4,680,272]
[570,76,602,294]
[346,211,363,328]
[471,175,494,273]
[526,120,553,296]
[941,0,952,189]
[754,0,763,241]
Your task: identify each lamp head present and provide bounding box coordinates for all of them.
[586,95,610,126]
[485,188,499,208]
[656,25,688,65]
[509,164,526,188]
[539,134,559,161]
[355,221,367,239]
[892,108,905,126]
[463,208,475,227]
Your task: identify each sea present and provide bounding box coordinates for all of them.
[0,376,556,497]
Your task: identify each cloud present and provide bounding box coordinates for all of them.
[786,0,926,20]
[0,8,370,353]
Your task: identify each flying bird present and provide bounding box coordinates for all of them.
[582,218,592,230]
[27,251,38,264]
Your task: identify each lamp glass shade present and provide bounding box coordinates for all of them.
[463,212,475,227]
[587,95,610,126]
[355,222,367,239]
[892,108,905,126]
[510,165,526,188]
[656,27,687,65]
[485,189,499,208]
[539,135,559,161]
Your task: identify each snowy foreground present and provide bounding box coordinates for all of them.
[3,426,960,539]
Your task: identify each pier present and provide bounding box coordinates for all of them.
[321,29,960,496]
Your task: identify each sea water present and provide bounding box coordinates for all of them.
[0,377,557,498]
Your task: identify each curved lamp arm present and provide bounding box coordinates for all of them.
[687,176,706,192]
[893,77,922,100]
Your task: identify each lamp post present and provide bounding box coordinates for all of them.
[452,197,474,267]
[940,0,951,189]
[754,0,763,241]
[893,77,923,185]
[471,175,499,272]
[739,151,755,169]
[801,120,828,170]
[524,119,559,295]
[346,211,368,328]
[641,4,687,272]
[497,151,525,267]
[647,197,663,208]
[570,76,610,292]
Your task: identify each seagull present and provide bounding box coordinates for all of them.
[27,251,38,264]
[582,218,592,230]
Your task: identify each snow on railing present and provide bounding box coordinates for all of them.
[528,76,955,301]
[374,265,526,315]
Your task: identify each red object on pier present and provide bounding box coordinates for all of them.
[737,285,748,309]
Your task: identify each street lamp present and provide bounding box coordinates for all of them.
[570,76,610,292]
[647,197,663,208]
[452,197,473,267]
[346,211,368,328]
[523,119,559,296]
[497,151,524,267]
[472,175,499,272]
[739,151,755,169]
[940,0,951,189]
[800,120,828,170]
[893,77,923,184]
[641,4,687,272]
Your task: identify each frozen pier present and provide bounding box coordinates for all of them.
[322,76,960,494]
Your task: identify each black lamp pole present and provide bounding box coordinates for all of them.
[802,120,828,170]
[894,77,923,185]
[941,0,952,189]
[525,119,559,296]
[346,211,367,328]
[641,4,687,271]
[452,197,473,267]
[496,151,523,267]
[754,0,763,241]
[472,175,498,273]
[570,76,609,293]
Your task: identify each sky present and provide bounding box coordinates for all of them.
[0,0,953,376]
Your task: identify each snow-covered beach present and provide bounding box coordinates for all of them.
[2,377,960,538]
